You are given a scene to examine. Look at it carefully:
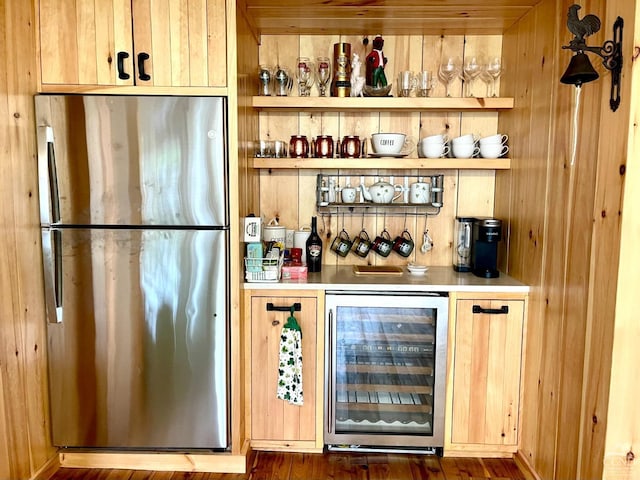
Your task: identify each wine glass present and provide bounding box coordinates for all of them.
[485,56,504,97]
[438,57,461,97]
[295,57,315,96]
[462,56,482,97]
[315,56,331,96]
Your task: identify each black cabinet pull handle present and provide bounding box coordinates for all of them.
[266,302,301,312]
[473,305,509,315]
[137,52,151,81]
[117,51,130,80]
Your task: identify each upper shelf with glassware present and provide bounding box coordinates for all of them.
[251,96,514,112]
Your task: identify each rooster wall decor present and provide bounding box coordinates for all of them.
[561,4,623,112]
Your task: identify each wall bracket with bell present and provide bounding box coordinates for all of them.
[560,4,623,112]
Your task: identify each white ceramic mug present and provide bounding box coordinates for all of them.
[452,133,478,145]
[421,142,450,158]
[452,143,480,158]
[371,133,415,155]
[421,133,449,144]
[480,143,509,158]
[341,186,357,203]
[409,182,430,204]
[479,134,508,145]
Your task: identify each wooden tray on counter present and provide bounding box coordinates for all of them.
[352,265,404,276]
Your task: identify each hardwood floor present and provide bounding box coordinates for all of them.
[47,451,532,480]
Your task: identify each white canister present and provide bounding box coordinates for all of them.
[263,218,286,245]
[293,227,312,263]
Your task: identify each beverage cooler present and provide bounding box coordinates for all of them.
[325,291,448,453]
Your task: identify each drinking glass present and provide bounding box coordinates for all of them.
[438,57,461,97]
[484,56,504,97]
[416,71,434,97]
[295,57,315,96]
[397,71,416,97]
[315,56,331,96]
[462,56,482,97]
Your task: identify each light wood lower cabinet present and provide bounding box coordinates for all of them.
[445,294,526,457]
[246,290,323,452]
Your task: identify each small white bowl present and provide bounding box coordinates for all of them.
[407,263,429,275]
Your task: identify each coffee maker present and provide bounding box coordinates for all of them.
[471,218,502,278]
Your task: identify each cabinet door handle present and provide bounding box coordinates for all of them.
[117,51,130,80]
[266,302,301,312]
[137,52,151,81]
[472,305,509,315]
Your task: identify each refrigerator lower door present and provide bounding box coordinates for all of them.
[46,227,229,449]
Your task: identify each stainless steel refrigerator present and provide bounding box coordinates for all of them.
[35,95,229,450]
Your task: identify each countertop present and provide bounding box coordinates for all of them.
[243,265,529,293]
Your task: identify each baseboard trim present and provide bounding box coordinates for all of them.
[31,454,61,480]
[59,450,248,473]
[514,450,542,480]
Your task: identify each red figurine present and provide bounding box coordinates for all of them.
[366,35,388,88]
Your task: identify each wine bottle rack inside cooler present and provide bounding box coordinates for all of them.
[325,292,449,451]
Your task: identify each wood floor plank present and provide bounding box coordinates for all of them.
[289,453,330,480]
[479,458,526,480]
[408,455,446,480]
[250,451,293,480]
[440,457,488,479]
[46,451,530,480]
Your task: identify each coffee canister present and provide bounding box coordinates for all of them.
[331,43,351,97]
[263,219,286,245]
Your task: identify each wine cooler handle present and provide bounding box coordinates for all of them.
[266,302,301,312]
[327,308,334,434]
[472,304,509,315]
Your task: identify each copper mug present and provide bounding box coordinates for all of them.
[341,135,361,158]
[289,135,309,158]
[315,135,334,158]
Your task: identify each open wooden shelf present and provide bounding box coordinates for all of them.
[252,96,514,111]
[252,157,511,170]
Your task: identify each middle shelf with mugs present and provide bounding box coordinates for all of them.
[251,96,513,170]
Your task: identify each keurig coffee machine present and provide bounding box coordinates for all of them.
[471,218,502,278]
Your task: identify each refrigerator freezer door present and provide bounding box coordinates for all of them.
[47,228,228,449]
[35,95,228,227]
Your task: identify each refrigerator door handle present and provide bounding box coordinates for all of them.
[36,125,61,225]
[41,229,63,324]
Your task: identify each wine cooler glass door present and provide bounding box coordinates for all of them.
[325,292,448,448]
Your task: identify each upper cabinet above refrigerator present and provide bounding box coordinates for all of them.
[37,0,227,90]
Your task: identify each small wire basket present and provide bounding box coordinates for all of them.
[244,254,284,282]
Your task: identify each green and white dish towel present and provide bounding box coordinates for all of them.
[276,307,303,406]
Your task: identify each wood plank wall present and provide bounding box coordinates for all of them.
[498,0,636,479]
[235,1,261,456]
[0,1,57,480]
[256,34,501,268]
[603,2,640,478]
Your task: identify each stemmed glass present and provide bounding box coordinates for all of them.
[438,57,461,97]
[462,56,482,97]
[315,56,332,96]
[484,56,504,97]
[295,57,315,96]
